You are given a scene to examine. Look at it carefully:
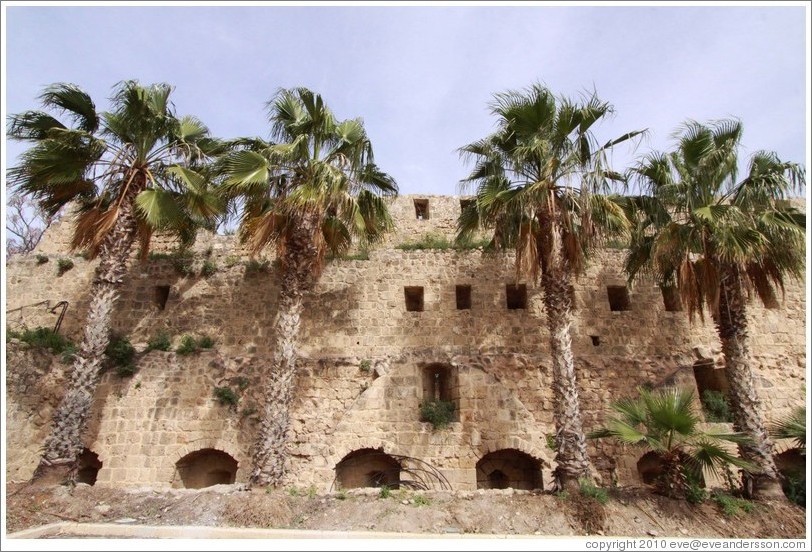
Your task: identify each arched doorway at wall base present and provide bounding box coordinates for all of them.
[332,448,453,491]
[335,448,402,490]
[174,448,238,489]
[77,449,102,486]
[476,449,542,490]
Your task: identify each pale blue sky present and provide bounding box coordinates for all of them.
[3,3,809,197]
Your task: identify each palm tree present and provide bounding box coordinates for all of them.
[7,81,221,484]
[624,119,805,498]
[589,386,753,499]
[219,87,397,487]
[457,83,644,490]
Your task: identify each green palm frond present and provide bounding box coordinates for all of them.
[39,83,99,132]
[591,386,753,496]
[770,407,806,450]
[220,87,397,261]
[625,118,805,322]
[8,80,222,256]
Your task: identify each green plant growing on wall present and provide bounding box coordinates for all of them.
[244,259,270,275]
[105,334,136,377]
[213,386,239,406]
[171,252,195,277]
[146,332,172,352]
[201,259,218,277]
[8,327,76,359]
[56,258,74,275]
[546,434,557,451]
[420,399,455,430]
[396,233,452,251]
[36,254,49,264]
[176,335,198,355]
[700,389,733,423]
[359,359,371,373]
[198,335,215,349]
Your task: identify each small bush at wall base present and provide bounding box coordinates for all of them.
[783,474,806,508]
[420,399,455,430]
[56,258,74,275]
[712,492,755,516]
[378,485,392,499]
[146,332,172,352]
[213,386,239,406]
[36,254,49,264]
[578,478,609,505]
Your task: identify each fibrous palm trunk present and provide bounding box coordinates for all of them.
[717,265,783,499]
[249,214,320,488]
[538,213,591,491]
[32,178,144,485]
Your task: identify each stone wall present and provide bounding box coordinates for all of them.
[5,195,807,490]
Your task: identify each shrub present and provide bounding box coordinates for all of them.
[35,254,49,264]
[578,478,609,505]
[783,474,806,508]
[213,386,239,406]
[396,233,453,251]
[172,254,195,277]
[225,255,241,268]
[10,327,77,357]
[176,335,198,355]
[198,335,215,349]
[700,389,733,423]
[342,249,370,261]
[244,259,271,274]
[412,494,430,507]
[685,473,708,505]
[420,399,455,430]
[712,492,755,516]
[378,485,392,499]
[546,434,557,451]
[359,359,372,373]
[56,258,74,275]
[201,260,218,277]
[146,332,172,352]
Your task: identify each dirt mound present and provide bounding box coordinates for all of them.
[4,482,805,539]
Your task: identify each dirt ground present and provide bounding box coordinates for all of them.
[4,481,807,540]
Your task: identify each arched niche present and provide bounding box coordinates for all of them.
[476,449,542,490]
[174,448,238,489]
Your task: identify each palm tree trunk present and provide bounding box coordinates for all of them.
[538,212,591,491]
[32,181,144,485]
[249,213,320,488]
[717,265,783,499]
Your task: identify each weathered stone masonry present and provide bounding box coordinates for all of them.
[5,195,807,490]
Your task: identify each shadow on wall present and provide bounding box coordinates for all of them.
[174,448,238,489]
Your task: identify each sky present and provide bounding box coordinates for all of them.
[2,1,809,202]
